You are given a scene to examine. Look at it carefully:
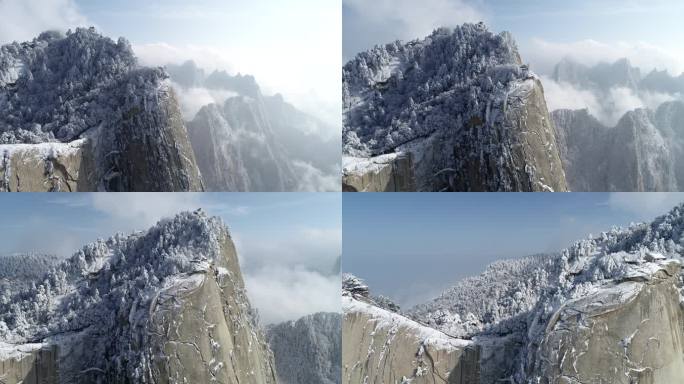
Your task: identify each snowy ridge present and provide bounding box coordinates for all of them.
[343,295,472,353]
[0,210,249,381]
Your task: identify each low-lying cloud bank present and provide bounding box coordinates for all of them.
[542,75,681,126]
[244,266,339,325]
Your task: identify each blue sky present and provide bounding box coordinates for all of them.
[343,0,684,75]
[0,0,341,128]
[343,192,684,308]
[0,193,341,324]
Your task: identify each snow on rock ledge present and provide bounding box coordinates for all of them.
[0,139,96,192]
[342,295,479,383]
[342,153,415,192]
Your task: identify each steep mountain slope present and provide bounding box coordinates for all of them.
[168,60,340,192]
[0,211,276,383]
[553,106,678,191]
[405,203,684,382]
[343,24,567,192]
[0,29,203,192]
[267,312,341,384]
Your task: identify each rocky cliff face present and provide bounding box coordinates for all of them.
[342,280,480,384]
[0,211,276,383]
[530,260,684,383]
[0,29,203,191]
[343,24,567,191]
[553,102,683,191]
[267,312,342,384]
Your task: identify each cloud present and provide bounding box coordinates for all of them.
[236,226,341,275]
[134,43,340,129]
[89,193,203,230]
[292,161,341,192]
[169,82,238,119]
[243,266,340,325]
[540,75,602,113]
[343,0,485,60]
[0,0,90,44]
[608,193,684,220]
[540,75,680,126]
[526,38,684,76]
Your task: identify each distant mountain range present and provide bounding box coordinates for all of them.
[549,57,684,191]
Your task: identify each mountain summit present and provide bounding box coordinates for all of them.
[342,24,567,192]
[0,28,203,191]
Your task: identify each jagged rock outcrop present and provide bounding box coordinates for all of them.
[531,260,684,383]
[553,102,683,191]
[169,60,340,192]
[342,277,480,384]
[343,24,567,191]
[267,312,342,384]
[0,212,276,383]
[0,28,203,191]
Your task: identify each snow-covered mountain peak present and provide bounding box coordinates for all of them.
[0,28,155,144]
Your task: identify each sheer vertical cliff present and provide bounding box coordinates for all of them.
[0,212,276,383]
[343,24,567,192]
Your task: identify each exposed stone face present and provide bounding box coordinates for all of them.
[530,261,684,383]
[0,139,97,192]
[446,78,567,192]
[146,233,277,384]
[342,153,415,192]
[0,344,58,384]
[342,295,479,384]
[98,88,204,192]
